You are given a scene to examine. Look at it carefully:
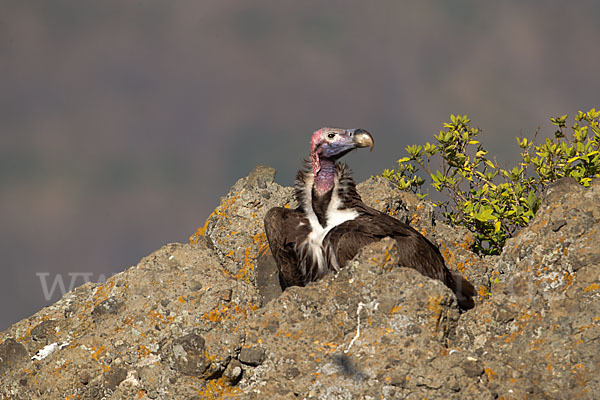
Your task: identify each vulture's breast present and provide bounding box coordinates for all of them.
[300,177,359,276]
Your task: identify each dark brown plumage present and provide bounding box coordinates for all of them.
[264,128,475,309]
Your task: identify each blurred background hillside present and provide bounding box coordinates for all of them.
[1,1,599,330]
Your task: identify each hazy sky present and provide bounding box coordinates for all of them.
[1,1,599,330]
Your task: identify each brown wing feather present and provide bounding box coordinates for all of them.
[325,211,449,280]
[325,206,475,309]
[264,207,310,288]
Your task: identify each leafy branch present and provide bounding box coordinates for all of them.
[382,109,600,255]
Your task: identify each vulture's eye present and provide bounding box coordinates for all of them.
[327,133,336,139]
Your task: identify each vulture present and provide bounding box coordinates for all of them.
[264,127,475,309]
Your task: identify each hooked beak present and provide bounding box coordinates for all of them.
[350,129,374,151]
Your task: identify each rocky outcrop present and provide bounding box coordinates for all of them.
[454,178,600,398]
[1,168,598,399]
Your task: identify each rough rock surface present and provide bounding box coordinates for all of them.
[1,167,598,399]
[454,177,600,399]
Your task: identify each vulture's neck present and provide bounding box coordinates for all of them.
[313,158,336,194]
[294,161,361,219]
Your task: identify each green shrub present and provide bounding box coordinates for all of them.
[382,109,600,255]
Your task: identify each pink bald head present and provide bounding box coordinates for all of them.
[309,126,374,178]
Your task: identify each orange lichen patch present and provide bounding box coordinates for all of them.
[573,363,585,370]
[577,324,596,333]
[202,306,235,323]
[440,237,475,260]
[92,280,116,307]
[562,271,574,289]
[137,345,151,359]
[178,295,186,303]
[314,341,338,353]
[501,309,542,344]
[234,231,270,282]
[197,377,240,398]
[387,207,400,217]
[459,235,475,250]
[235,247,254,282]
[252,232,268,251]
[484,367,497,381]
[370,252,394,270]
[369,248,395,270]
[529,338,546,351]
[454,261,467,273]
[289,331,302,341]
[382,248,393,266]
[91,345,106,362]
[148,309,174,325]
[201,303,257,323]
[438,241,479,276]
[388,305,403,314]
[204,350,218,365]
[50,359,71,377]
[426,295,444,327]
[572,364,590,386]
[189,194,241,243]
[412,204,426,219]
[584,283,599,293]
[191,215,214,242]
[537,268,574,290]
[276,329,303,339]
[478,285,492,298]
[20,324,37,341]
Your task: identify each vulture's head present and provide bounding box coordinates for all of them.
[310,127,374,175]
